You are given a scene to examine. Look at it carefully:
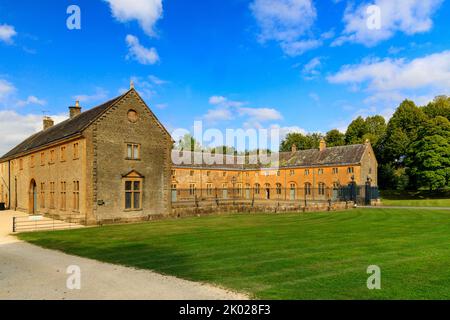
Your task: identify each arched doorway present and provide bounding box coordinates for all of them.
[29,179,37,214]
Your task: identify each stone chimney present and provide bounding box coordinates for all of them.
[291,144,297,154]
[43,116,54,130]
[319,138,326,152]
[69,101,82,118]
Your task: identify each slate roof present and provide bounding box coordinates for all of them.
[172,144,367,170]
[0,92,127,161]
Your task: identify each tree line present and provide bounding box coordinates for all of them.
[280,96,450,191]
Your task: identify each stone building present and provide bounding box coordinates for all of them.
[0,88,173,224]
[171,140,378,202]
[0,86,379,223]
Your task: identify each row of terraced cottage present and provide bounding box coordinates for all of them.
[0,89,378,224]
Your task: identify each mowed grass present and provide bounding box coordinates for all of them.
[381,198,450,207]
[381,190,450,207]
[18,208,450,299]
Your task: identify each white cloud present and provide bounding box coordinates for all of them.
[130,76,157,100]
[203,107,234,123]
[203,96,246,123]
[209,95,227,105]
[328,50,450,117]
[104,0,163,37]
[73,88,108,103]
[302,57,323,80]
[328,51,450,92]
[125,34,159,65]
[250,0,320,56]
[238,107,282,122]
[333,0,443,47]
[203,95,282,127]
[208,96,245,108]
[280,39,322,57]
[0,24,17,44]
[0,111,67,156]
[0,79,15,102]
[148,74,168,85]
[16,96,46,107]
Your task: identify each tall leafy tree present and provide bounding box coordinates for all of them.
[378,99,428,165]
[364,115,387,146]
[325,129,345,147]
[422,96,450,120]
[345,116,367,144]
[405,116,450,190]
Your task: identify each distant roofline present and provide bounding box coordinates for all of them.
[171,143,367,170]
[172,161,362,171]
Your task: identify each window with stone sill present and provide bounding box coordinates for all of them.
[60,146,66,162]
[73,142,80,160]
[126,143,140,160]
[60,181,67,210]
[304,183,312,195]
[125,179,142,210]
[189,183,196,196]
[73,181,80,211]
[318,183,326,195]
[49,150,55,164]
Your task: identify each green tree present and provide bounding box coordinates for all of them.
[345,116,367,144]
[378,99,428,165]
[175,134,202,152]
[405,116,450,190]
[364,115,387,146]
[422,96,450,120]
[406,135,450,190]
[280,132,324,152]
[325,129,345,147]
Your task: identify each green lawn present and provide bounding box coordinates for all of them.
[381,190,450,207]
[381,198,450,207]
[19,208,450,299]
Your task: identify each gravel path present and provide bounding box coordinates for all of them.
[0,211,248,300]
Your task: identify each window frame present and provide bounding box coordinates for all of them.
[124,178,143,211]
[126,143,141,160]
[73,181,80,212]
[73,142,80,160]
[60,146,67,162]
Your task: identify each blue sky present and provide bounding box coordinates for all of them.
[1,0,450,154]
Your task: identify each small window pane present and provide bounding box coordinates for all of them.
[133,145,139,159]
[127,145,132,158]
[134,192,140,209]
[133,181,140,191]
[125,192,132,209]
[125,181,132,191]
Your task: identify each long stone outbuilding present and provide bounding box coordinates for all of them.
[0,89,378,224]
